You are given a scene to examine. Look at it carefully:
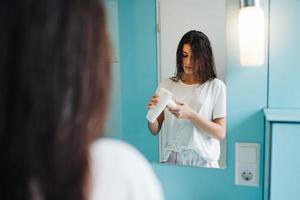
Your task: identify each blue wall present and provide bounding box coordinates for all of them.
[266,0,300,199]
[118,0,159,161]
[103,0,123,139]
[108,0,300,198]
[116,0,268,199]
[268,0,300,108]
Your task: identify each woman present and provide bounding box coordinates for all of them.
[0,0,163,199]
[147,30,226,168]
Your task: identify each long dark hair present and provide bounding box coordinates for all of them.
[172,30,217,83]
[0,0,110,200]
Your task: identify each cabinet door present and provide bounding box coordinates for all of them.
[270,123,300,200]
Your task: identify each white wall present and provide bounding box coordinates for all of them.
[157,0,226,82]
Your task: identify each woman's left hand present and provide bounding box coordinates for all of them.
[168,101,195,120]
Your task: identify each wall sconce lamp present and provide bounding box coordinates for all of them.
[239,0,265,66]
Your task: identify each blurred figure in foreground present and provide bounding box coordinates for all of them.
[0,0,164,199]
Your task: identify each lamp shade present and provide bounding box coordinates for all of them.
[239,6,265,66]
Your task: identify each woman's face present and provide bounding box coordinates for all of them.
[182,44,195,76]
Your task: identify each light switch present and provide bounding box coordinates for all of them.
[239,146,257,163]
[235,143,260,186]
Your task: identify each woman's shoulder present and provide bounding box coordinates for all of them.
[90,138,157,173]
[210,78,225,86]
[90,138,164,200]
[206,78,226,90]
[91,138,142,157]
[159,78,178,89]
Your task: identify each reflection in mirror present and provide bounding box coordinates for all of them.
[147,0,226,168]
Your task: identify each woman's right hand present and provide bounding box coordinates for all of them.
[147,93,164,134]
[147,93,159,110]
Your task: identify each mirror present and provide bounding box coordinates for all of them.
[153,0,227,168]
[103,0,226,169]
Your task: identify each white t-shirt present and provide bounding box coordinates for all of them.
[90,138,164,200]
[157,78,226,168]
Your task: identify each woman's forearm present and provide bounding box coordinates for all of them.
[148,120,160,135]
[147,112,164,135]
[189,111,226,140]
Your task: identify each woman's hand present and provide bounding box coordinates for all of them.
[147,93,164,134]
[147,93,159,110]
[169,101,226,140]
[168,101,195,120]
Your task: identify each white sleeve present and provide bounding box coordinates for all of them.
[156,78,172,93]
[212,80,226,120]
[90,139,164,200]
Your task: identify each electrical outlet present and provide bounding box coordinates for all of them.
[238,167,258,186]
[241,170,253,181]
[235,143,259,186]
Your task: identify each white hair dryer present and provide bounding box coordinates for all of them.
[146,88,177,123]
